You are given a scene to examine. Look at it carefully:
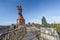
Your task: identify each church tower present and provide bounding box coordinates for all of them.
[17,5,25,25]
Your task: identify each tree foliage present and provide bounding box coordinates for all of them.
[49,23,60,32]
[31,23,41,29]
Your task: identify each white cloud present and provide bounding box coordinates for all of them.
[46,16,60,24]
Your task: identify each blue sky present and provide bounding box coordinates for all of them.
[0,0,60,25]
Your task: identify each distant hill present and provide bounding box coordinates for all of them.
[0,25,10,34]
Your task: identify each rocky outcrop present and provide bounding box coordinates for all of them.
[0,25,26,40]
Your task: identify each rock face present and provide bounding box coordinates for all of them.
[41,16,48,27]
[17,6,25,25]
[0,25,26,40]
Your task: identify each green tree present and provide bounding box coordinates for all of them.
[49,23,60,32]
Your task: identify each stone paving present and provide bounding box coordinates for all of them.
[22,31,38,40]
